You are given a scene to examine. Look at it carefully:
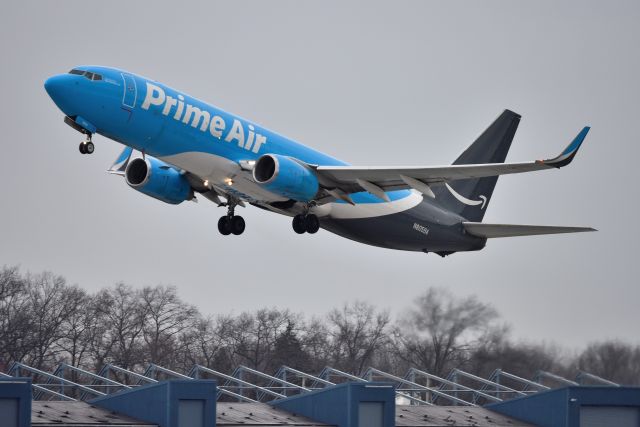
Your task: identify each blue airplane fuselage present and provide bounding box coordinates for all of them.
[44,65,493,254]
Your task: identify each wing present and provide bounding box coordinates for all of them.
[314,127,589,201]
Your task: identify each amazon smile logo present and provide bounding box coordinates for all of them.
[445,183,487,209]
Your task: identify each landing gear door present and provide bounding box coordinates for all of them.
[121,73,137,110]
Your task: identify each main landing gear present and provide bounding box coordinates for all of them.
[292,213,320,234]
[217,203,245,236]
[79,135,94,155]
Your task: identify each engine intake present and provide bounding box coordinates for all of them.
[125,157,192,205]
[253,154,319,202]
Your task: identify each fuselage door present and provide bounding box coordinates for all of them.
[121,73,137,110]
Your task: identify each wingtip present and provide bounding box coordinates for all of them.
[562,126,590,155]
[545,126,590,168]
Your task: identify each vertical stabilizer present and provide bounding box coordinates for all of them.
[433,109,520,222]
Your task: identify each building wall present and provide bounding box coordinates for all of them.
[487,386,640,427]
[90,379,217,427]
[272,382,396,427]
[0,377,32,427]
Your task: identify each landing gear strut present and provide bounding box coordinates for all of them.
[217,202,245,236]
[292,213,320,234]
[79,134,94,155]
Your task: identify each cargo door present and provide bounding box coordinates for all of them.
[121,73,137,110]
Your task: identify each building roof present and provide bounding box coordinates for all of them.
[217,402,333,426]
[32,401,157,427]
[395,405,533,427]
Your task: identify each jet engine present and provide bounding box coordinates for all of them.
[125,157,192,205]
[253,154,319,202]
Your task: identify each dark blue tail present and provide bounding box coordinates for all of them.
[432,110,520,222]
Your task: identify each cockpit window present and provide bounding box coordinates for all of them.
[68,69,103,81]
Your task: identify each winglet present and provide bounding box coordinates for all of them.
[543,126,590,168]
[107,146,133,176]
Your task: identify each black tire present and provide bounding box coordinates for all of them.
[217,216,231,235]
[231,216,245,235]
[305,214,320,234]
[79,143,86,154]
[292,214,306,234]
[85,141,95,154]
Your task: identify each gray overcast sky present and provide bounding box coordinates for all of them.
[1,1,638,349]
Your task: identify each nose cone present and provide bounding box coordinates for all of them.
[44,74,75,113]
[44,74,66,98]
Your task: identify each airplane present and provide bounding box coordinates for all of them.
[44,66,595,256]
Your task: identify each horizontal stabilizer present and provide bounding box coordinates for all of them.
[463,222,596,238]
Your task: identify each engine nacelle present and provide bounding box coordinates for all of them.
[125,157,192,205]
[253,154,319,202]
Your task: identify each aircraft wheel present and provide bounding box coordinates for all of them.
[292,214,306,234]
[85,141,95,154]
[305,214,320,234]
[79,142,87,154]
[217,216,231,235]
[231,216,245,235]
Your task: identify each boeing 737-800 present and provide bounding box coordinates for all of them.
[44,66,594,256]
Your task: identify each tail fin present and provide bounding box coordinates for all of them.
[433,109,520,222]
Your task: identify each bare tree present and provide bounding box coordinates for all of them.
[327,301,390,375]
[92,283,146,370]
[467,325,560,379]
[6,264,637,389]
[394,287,498,377]
[0,266,31,368]
[24,272,85,370]
[576,340,640,385]
[84,293,116,371]
[225,308,295,372]
[269,320,312,372]
[298,317,331,372]
[0,266,23,304]
[173,315,229,371]
[57,287,92,368]
[140,285,198,367]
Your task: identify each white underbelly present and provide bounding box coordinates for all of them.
[316,191,423,219]
[160,151,423,219]
[160,151,287,203]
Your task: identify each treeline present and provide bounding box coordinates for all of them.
[1,265,639,386]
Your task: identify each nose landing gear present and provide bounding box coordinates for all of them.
[79,135,94,155]
[217,202,245,236]
[64,116,96,155]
